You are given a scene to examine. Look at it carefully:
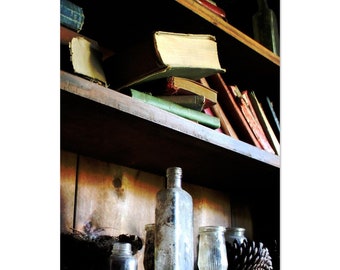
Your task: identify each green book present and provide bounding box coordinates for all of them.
[130,89,220,129]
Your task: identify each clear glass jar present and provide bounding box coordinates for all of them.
[143,223,155,270]
[155,167,194,270]
[110,242,137,270]
[225,227,247,245]
[197,226,228,270]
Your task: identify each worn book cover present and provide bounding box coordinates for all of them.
[156,95,205,111]
[68,37,107,86]
[129,89,220,129]
[104,31,226,91]
[199,77,238,139]
[230,86,275,154]
[206,73,262,148]
[248,91,280,155]
[263,96,280,141]
[138,76,218,109]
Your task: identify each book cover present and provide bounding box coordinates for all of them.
[129,89,221,129]
[263,96,280,141]
[199,77,238,139]
[60,0,85,33]
[230,86,275,154]
[156,94,205,111]
[203,107,223,133]
[206,73,262,149]
[139,76,218,109]
[103,31,226,91]
[69,37,107,86]
[195,0,226,19]
[248,91,280,155]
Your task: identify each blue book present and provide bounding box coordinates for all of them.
[60,0,85,32]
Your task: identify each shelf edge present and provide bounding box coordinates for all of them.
[175,0,280,66]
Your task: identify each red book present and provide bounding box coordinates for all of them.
[206,73,262,149]
[230,86,275,154]
[200,77,239,139]
[195,0,226,19]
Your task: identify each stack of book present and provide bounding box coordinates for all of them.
[103,30,227,130]
[60,24,280,153]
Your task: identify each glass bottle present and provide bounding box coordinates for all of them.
[252,0,280,55]
[225,227,247,245]
[110,242,137,270]
[197,226,228,270]
[154,167,194,270]
[143,223,155,270]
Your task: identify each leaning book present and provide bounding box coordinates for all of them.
[104,31,226,91]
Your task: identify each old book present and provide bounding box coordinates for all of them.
[206,73,262,149]
[60,0,85,33]
[199,77,239,139]
[230,86,275,154]
[156,95,205,111]
[68,37,107,86]
[103,31,226,91]
[263,96,280,141]
[203,107,223,133]
[248,91,280,155]
[141,76,218,109]
[129,89,221,129]
[195,0,226,19]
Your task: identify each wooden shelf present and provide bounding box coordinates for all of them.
[176,0,280,66]
[61,71,279,190]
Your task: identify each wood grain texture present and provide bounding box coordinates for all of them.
[61,152,236,268]
[60,150,77,233]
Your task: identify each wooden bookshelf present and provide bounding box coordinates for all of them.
[61,70,279,190]
[60,0,280,266]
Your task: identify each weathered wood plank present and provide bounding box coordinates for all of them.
[60,150,77,233]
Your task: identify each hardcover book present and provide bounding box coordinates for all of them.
[230,86,275,154]
[195,0,227,19]
[203,107,224,133]
[263,96,280,141]
[60,0,85,33]
[156,95,206,111]
[68,37,107,86]
[248,91,280,155]
[129,89,221,129]
[199,77,238,139]
[206,73,262,148]
[103,31,226,91]
[139,76,218,109]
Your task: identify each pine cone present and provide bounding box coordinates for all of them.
[226,239,273,270]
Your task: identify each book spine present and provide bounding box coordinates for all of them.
[203,107,223,133]
[266,96,281,134]
[195,0,226,19]
[211,103,239,139]
[130,89,220,129]
[231,86,275,154]
[249,92,280,155]
[206,74,262,148]
[156,95,205,111]
[60,0,85,33]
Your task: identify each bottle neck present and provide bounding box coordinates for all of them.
[257,0,269,10]
[111,242,133,256]
[166,167,182,188]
